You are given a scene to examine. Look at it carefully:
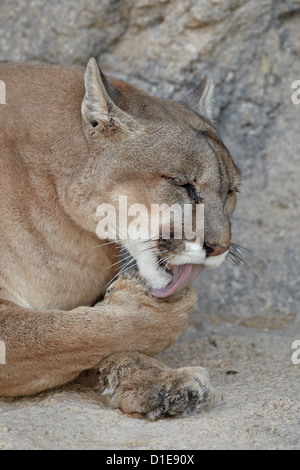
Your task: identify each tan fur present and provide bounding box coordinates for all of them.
[0,59,240,418]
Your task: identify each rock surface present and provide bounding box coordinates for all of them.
[0,0,299,450]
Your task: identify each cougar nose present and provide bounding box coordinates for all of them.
[204,243,229,257]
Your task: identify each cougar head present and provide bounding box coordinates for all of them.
[81,58,241,297]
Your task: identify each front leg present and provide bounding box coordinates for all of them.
[97,351,211,420]
[0,272,196,397]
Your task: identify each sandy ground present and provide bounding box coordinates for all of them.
[1,302,299,450]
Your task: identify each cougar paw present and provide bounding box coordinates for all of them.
[143,366,211,420]
[97,353,211,420]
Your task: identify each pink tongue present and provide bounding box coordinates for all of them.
[148,264,204,298]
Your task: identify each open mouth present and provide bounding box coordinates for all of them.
[148,263,204,298]
[122,245,227,299]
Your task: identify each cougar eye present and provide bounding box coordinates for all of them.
[181,184,201,203]
[165,176,202,204]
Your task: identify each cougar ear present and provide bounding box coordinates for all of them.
[81,58,134,132]
[184,75,214,121]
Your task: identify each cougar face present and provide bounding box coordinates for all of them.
[81,59,241,297]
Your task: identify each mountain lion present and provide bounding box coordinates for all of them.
[0,58,240,419]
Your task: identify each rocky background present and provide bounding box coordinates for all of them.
[0,0,299,450]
